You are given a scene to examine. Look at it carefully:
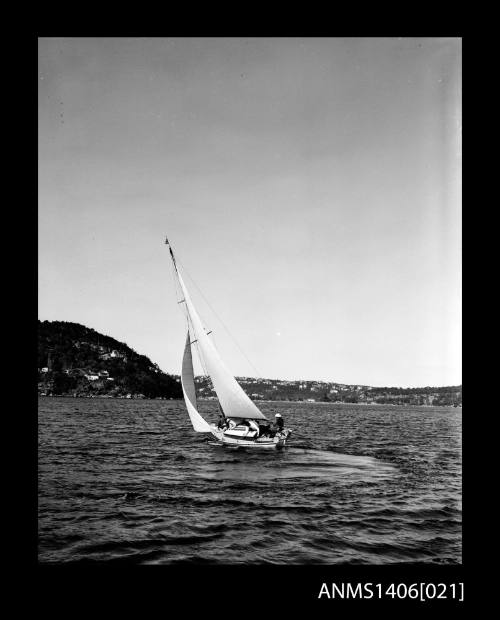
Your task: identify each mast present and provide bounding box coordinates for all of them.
[166,236,178,272]
[166,237,267,421]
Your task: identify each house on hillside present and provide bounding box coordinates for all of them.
[100,349,127,362]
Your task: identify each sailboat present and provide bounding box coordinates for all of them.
[167,238,292,449]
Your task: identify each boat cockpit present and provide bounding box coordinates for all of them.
[223,418,260,439]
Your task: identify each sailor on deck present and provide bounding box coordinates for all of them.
[268,413,284,437]
[274,413,284,431]
[217,413,228,430]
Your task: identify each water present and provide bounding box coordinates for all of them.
[38,398,462,564]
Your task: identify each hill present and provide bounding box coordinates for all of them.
[38,320,462,406]
[37,320,182,399]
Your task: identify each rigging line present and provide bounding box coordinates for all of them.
[184,310,212,408]
[174,269,210,388]
[170,256,208,384]
[169,254,183,306]
[191,333,219,415]
[184,309,211,388]
[169,251,201,368]
[207,331,258,405]
[188,309,254,408]
[189,316,209,379]
[174,254,263,379]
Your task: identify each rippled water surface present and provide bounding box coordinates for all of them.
[38,398,462,564]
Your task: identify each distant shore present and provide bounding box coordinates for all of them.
[38,321,461,406]
[37,394,461,408]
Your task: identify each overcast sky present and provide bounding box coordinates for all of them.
[38,37,461,387]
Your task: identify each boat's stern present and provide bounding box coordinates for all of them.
[274,428,292,448]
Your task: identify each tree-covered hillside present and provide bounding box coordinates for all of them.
[37,320,182,399]
[37,321,461,406]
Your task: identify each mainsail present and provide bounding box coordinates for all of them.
[174,257,267,422]
[181,330,212,432]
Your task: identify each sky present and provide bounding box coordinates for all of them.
[38,37,461,387]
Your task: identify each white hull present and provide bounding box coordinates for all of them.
[209,425,291,449]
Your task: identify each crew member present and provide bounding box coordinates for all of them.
[258,422,271,437]
[274,413,284,432]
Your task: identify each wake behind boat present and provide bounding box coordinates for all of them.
[167,238,292,449]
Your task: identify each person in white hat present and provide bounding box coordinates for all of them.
[274,413,284,432]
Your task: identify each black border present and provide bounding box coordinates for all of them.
[30,30,465,612]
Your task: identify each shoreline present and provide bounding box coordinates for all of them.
[37,395,461,408]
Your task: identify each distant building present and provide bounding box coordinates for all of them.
[41,367,49,373]
[100,349,127,361]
